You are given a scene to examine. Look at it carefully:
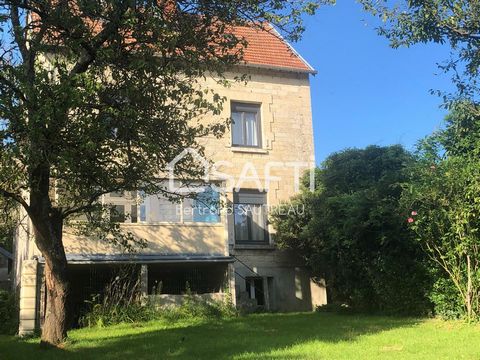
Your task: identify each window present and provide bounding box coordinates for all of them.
[231,102,262,147]
[141,194,181,223]
[110,204,125,223]
[234,190,268,244]
[105,191,138,223]
[191,186,220,223]
[107,185,221,224]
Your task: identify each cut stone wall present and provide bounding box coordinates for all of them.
[233,249,327,312]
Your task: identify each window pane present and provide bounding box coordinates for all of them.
[244,112,258,146]
[250,204,265,242]
[131,205,138,223]
[140,203,146,222]
[234,204,250,241]
[111,205,125,223]
[192,188,220,223]
[231,112,243,146]
[183,198,194,222]
[147,195,181,222]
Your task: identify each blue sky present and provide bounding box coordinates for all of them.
[293,1,455,164]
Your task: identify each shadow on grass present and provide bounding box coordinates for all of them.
[0,313,421,360]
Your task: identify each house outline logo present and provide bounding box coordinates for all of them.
[166,147,213,193]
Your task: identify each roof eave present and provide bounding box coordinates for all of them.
[241,62,317,75]
[37,254,235,264]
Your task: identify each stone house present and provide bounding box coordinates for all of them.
[13,23,327,335]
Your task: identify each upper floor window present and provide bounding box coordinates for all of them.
[233,190,268,244]
[231,102,262,148]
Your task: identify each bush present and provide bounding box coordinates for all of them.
[429,277,465,320]
[161,292,238,321]
[0,290,18,335]
[78,270,237,328]
[79,301,157,328]
[272,146,433,316]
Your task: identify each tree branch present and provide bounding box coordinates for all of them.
[443,24,480,41]
[0,72,27,103]
[0,188,30,214]
[9,4,28,61]
[68,1,131,77]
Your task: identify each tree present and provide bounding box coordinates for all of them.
[358,0,480,320]
[403,155,480,321]
[0,0,326,345]
[272,145,431,314]
[402,103,480,321]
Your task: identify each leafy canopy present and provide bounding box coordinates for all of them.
[0,0,327,221]
[272,145,431,315]
[403,102,480,320]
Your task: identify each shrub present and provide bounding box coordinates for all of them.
[79,270,237,328]
[80,294,237,328]
[79,301,158,328]
[272,146,432,316]
[161,292,238,321]
[429,277,465,320]
[0,290,18,335]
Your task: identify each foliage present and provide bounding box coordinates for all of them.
[80,295,237,328]
[272,145,432,315]
[2,314,480,359]
[79,265,144,327]
[79,268,236,328]
[403,156,480,320]
[0,290,18,335]
[356,0,480,320]
[0,197,16,252]
[158,292,238,322]
[429,275,465,320]
[401,103,480,321]
[79,302,155,328]
[0,0,326,344]
[80,293,237,328]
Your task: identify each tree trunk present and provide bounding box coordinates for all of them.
[41,257,68,346]
[31,207,69,346]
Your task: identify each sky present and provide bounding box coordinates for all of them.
[293,1,455,164]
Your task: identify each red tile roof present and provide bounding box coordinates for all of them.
[30,8,314,74]
[232,25,315,74]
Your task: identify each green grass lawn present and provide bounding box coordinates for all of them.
[1,313,480,359]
